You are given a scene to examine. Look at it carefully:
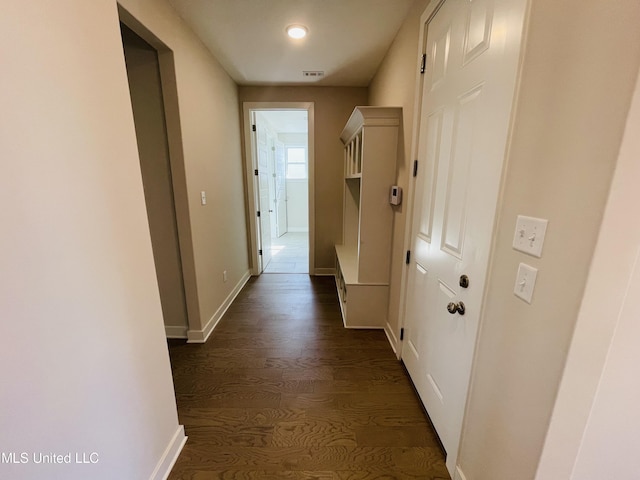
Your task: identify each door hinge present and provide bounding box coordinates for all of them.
[413,160,418,177]
[254,169,259,176]
[420,54,427,74]
[252,124,256,132]
[257,211,261,217]
[258,249,263,255]
[400,327,405,341]
[405,250,411,264]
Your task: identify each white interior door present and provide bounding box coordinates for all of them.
[402,0,526,474]
[256,121,272,271]
[275,140,287,237]
[267,133,278,239]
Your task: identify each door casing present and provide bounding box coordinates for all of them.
[242,102,315,275]
[118,5,201,339]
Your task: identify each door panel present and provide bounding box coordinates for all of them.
[431,24,451,91]
[441,85,482,258]
[275,140,287,237]
[402,0,527,474]
[417,108,444,242]
[405,262,428,369]
[463,0,493,64]
[267,133,278,240]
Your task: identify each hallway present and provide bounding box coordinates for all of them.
[167,274,449,479]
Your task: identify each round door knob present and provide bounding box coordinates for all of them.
[447,301,466,315]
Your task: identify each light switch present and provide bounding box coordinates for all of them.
[201,191,207,205]
[513,215,548,257]
[514,263,538,304]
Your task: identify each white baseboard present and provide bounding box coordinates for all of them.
[149,424,187,480]
[455,465,468,480]
[187,270,251,343]
[384,322,399,355]
[344,324,384,330]
[314,267,336,276]
[164,325,188,339]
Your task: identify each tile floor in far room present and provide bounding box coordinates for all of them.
[264,232,309,274]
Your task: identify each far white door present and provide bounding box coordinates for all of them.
[267,132,278,239]
[402,0,527,474]
[256,120,272,271]
[275,140,287,237]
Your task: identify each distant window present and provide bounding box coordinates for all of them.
[286,147,307,179]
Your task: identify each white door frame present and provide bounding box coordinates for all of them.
[119,5,200,339]
[242,102,315,275]
[395,0,446,357]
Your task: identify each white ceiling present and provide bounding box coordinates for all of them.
[167,0,416,86]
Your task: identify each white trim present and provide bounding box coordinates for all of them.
[118,8,200,340]
[396,0,444,361]
[242,102,315,276]
[187,270,251,343]
[164,325,187,339]
[286,227,308,233]
[384,322,399,357]
[345,324,384,330]
[314,268,335,276]
[454,465,468,480]
[148,425,187,480]
[243,106,261,275]
[307,105,316,277]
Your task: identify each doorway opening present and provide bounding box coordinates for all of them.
[243,103,315,275]
[118,11,198,340]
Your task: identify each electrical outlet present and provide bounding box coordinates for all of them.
[514,263,538,304]
[201,191,207,205]
[513,215,548,258]
[223,270,227,283]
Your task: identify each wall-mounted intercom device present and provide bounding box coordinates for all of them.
[390,185,402,205]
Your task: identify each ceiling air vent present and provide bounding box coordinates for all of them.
[303,71,325,78]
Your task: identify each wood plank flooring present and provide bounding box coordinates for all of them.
[168,274,449,480]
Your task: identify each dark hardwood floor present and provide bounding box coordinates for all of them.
[167,274,449,480]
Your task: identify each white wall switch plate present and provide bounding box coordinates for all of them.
[514,263,538,304]
[200,191,207,205]
[513,215,548,257]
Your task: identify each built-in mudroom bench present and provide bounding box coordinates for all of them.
[334,106,401,328]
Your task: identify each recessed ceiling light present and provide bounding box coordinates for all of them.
[286,25,308,39]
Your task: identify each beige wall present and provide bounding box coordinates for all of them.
[121,25,189,333]
[368,0,431,347]
[120,0,250,337]
[458,1,640,478]
[238,87,369,270]
[0,1,183,478]
[536,64,640,480]
[369,0,640,476]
